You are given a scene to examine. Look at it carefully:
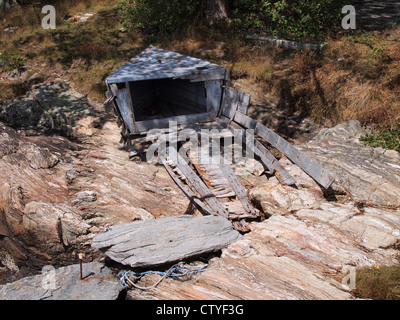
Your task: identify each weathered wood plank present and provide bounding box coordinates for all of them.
[125,82,136,132]
[188,136,258,217]
[201,139,258,217]
[161,156,214,216]
[226,121,296,186]
[217,152,258,217]
[109,83,119,96]
[92,215,242,268]
[233,112,335,189]
[134,112,216,133]
[221,87,240,120]
[215,191,236,198]
[116,86,135,133]
[167,147,229,218]
[209,178,229,186]
[237,91,250,115]
[205,79,223,115]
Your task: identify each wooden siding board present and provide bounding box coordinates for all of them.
[134,113,216,133]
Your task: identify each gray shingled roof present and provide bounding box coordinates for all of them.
[106,46,226,84]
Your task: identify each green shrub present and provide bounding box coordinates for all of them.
[10,55,27,70]
[360,123,400,152]
[0,52,10,68]
[232,0,349,42]
[117,0,202,35]
[0,52,27,72]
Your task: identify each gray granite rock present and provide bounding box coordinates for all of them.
[92,215,242,268]
[298,120,400,206]
[0,262,124,300]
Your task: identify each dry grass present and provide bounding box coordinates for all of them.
[1,2,399,132]
[312,32,400,129]
[0,0,137,102]
[230,56,274,83]
[153,30,400,131]
[353,265,400,300]
[239,30,400,130]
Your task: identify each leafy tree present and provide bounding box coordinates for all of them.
[117,0,349,42]
[232,0,349,41]
[117,0,202,34]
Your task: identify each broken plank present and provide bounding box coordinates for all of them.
[223,200,247,213]
[210,140,258,217]
[226,121,296,186]
[208,177,229,184]
[221,87,240,120]
[167,147,229,218]
[229,213,258,220]
[161,156,214,216]
[233,112,335,189]
[237,92,250,115]
[212,187,235,195]
[215,191,236,198]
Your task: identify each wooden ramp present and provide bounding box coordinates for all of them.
[218,87,335,189]
[162,140,260,232]
[157,113,335,232]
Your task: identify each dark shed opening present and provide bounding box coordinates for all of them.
[129,78,208,122]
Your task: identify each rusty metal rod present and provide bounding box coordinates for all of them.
[78,253,84,280]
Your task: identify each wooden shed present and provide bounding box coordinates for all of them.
[105,46,335,191]
[105,46,247,136]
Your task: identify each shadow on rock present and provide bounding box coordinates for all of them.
[0,80,102,137]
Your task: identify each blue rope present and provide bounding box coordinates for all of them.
[118,265,207,288]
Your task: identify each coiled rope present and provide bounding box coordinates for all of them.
[118,262,207,290]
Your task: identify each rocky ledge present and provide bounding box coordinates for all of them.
[0,82,399,300]
[128,120,400,300]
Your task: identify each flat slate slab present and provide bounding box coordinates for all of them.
[91,215,242,268]
[0,262,124,300]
